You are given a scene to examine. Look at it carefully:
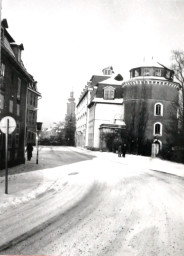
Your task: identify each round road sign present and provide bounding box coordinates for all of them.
[0,116,16,134]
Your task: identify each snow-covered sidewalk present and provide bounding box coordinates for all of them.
[75,147,184,177]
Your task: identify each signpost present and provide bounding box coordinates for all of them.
[36,122,42,164]
[0,116,16,194]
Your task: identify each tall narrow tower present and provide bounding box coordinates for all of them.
[66,91,75,117]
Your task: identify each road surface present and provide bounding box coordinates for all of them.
[0,146,184,256]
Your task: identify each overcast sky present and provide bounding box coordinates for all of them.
[2,0,184,127]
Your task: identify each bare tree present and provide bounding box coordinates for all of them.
[64,114,76,146]
[126,83,149,155]
[171,50,184,131]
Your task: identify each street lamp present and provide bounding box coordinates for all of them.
[36,122,42,164]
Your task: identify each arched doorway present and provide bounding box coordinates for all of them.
[152,139,162,157]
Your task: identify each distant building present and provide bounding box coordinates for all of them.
[66,91,75,117]
[65,91,76,146]
[122,61,180,155]
[0,19,41,167]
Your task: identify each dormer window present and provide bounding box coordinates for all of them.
[104,86,115,100]
[102,66,113,76]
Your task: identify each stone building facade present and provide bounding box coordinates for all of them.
[0,19,41,167]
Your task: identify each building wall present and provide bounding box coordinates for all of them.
[0,55,28,166]
[123,79,179,153]
[0,19,41,168]
[88,103,124,149]
[76,92,88,147]
[88,104,95,147]
[26,89,39,145]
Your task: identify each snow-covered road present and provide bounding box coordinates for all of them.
[0,147,184,256]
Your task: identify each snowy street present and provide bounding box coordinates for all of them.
[0,146,184,255]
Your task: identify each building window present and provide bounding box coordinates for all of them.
[16,122,20,134]
[104,86,115,100]
[154,122,162,136]
[17,78,21,100]
[9,100,13,113]
[30,93,33,105]
[154,103,163,116]
[154,68,161,77]
[0,94,4,109]
[1,63,5,77]
[134,68,141,77]
[17,104,20,116]
[15,150,18,160]
[33,95,37,107]
[143,68,151,76]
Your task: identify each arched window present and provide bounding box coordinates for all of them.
[154,103,163,116]
[104,86,115,100]
[153,122,162,136]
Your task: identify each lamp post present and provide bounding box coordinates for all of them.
[36,122,42,164]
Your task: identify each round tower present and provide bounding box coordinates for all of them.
[123,62,180,156]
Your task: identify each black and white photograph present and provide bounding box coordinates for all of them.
[0,0,184,255]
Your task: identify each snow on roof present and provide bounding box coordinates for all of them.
[91,98,123,104]
[90,75,110,85]
[99,74,124,85]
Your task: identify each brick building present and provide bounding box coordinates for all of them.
[122,61,180,156]
[0,19,41,167]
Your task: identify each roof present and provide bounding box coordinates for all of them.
[88,98,123,107]
[99,74,124,85]
[102,66,113,71]
[90,75,110,86]
[130,59,164,71]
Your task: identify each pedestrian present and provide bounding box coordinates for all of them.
[26,142,33,161]
[118,144,122,157]
[122,143,127,157]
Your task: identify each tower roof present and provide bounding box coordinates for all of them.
[130,60,163,71]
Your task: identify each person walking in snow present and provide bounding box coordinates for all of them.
[118,144,122,157]
[122,143,127,157]
[26,142,33,161]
